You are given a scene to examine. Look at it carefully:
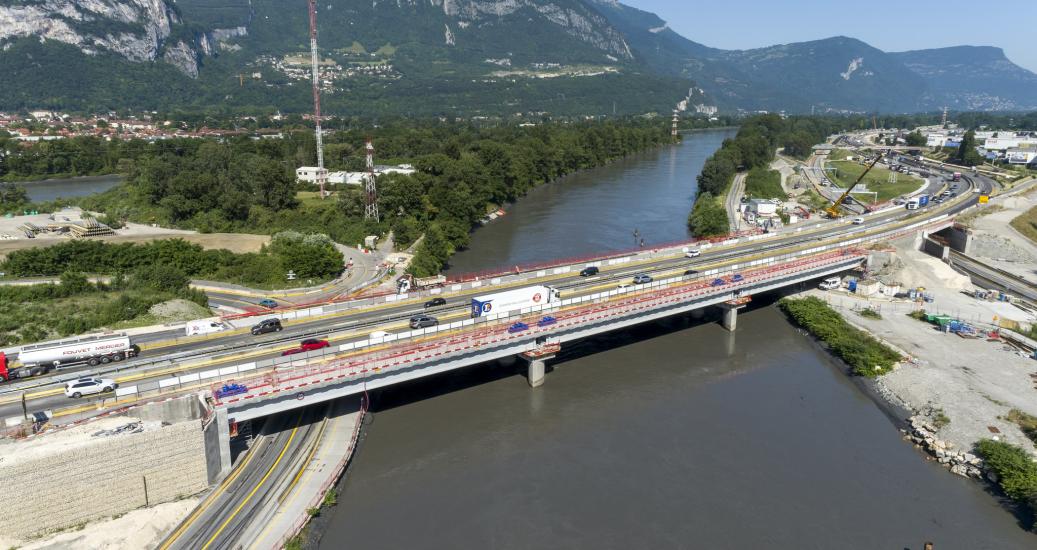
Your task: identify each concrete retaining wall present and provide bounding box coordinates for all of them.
[0,420,208,540]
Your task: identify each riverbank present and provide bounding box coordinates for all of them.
[785,232,1037,530]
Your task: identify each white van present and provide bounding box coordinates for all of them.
[186,319,226,336]
[818,277,841,291]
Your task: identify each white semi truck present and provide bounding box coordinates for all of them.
[1,334,140,381]
[470,285,560,318]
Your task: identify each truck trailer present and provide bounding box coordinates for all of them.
[397,274,447,293]
[470,285,559,318]
[1,334,140,381]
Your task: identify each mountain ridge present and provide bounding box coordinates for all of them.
[0,0,1034,114]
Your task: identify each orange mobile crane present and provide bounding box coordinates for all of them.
[825,154,883,218]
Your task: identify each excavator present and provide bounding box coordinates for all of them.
[824,154,883,218]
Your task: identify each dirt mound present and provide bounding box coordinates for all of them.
[148,299,211,322]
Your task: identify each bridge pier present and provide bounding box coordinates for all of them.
[718,296,751,332]
[521,341,561,388]
[527,359,547,388]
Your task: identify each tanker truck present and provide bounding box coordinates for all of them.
[0,334,140,382]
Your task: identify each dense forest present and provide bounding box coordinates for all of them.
[687,114,848,237]
[52,120,673,275]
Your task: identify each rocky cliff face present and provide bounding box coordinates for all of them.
[422,0,631,59]
[0,0,245,76]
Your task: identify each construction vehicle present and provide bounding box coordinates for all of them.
[825,155,883,218]
[397,274,447,293]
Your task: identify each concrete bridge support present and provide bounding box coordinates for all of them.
[521,341,561,388]
[209,408,232,481]
[527,359,546,388]
[718,297,750,332]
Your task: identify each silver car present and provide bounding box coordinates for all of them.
[64,377,117,398]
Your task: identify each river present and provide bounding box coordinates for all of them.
[318,130,1033,549]
[13,174,122,203]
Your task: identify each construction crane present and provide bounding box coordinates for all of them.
[824,154,882,218]
[307,0,327,199]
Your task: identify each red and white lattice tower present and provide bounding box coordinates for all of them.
[364,138,379,221]
[307,0,327,198]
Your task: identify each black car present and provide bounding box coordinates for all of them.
[683,269,699,276]
[251,318,283,335]
[424,297,447,308]
[579,266,600,277]
[410,315,439,329]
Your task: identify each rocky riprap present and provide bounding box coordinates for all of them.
[902,410,990,481]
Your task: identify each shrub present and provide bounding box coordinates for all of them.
[779,296,901,377]
[975,439,1037,502]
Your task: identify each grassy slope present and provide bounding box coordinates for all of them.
[828,160,922,202]
[1010,205,1037,244]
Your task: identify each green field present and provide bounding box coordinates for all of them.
[743,168,784,199]
[828,160,922,203]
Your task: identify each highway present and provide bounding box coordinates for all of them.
[0,175,984,424]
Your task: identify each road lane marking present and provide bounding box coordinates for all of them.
[202,423,301,550]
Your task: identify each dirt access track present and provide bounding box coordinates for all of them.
[0,227,270,260]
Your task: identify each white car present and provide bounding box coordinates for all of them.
[64,377,117,398]
[818,277,841,291]
[852,217,865,225]
[684,249,701,258]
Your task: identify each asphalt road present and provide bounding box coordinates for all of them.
[160,407,328,550]
[949,251,1037,304]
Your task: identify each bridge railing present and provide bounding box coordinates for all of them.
[208,248,868,407]
[2,247,871,439]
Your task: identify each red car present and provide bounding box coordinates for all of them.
[282,338,331,356]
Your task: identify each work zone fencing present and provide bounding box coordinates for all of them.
[208,248,868,408]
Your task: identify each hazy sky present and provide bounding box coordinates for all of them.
[625,0,1037,73]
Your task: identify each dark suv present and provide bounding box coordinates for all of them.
[251,318,283,335]
[580,266,599,277]
[410,315,439,329]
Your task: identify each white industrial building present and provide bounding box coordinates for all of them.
[746,199,777,216]
[1005,147,1037,165]
[295,166,327,183]
[298,164,417,185]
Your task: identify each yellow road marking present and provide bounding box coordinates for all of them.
[159,433,263,550]
[247,416,331,549]
[202,423,300,550]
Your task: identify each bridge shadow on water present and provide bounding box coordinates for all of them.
[362,287,797,415]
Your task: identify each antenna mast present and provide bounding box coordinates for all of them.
[308,0,327,198]
[364,138,379,221]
